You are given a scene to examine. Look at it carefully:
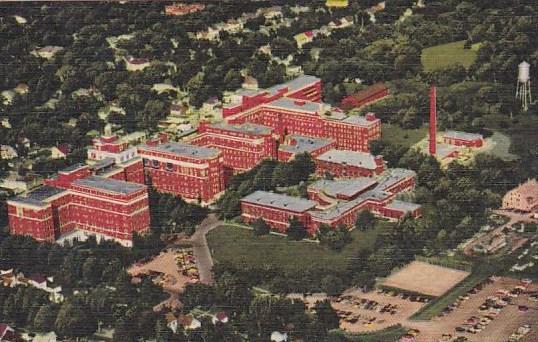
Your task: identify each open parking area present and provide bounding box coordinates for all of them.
[333,288,426,333]
[406,277,538,342]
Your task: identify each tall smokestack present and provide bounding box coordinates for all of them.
[429,84,437,155]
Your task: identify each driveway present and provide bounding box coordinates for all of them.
[189,213,222,284]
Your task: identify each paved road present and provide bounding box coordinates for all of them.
[189,213,222,284]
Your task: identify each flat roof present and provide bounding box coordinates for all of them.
[309,189,392,221]
[9,197,48,207]
[91,158,115,170]
[265,75,320,95]
[444,130,483,141]
[435,144,461,159]
[279,135,333,154]
[26,186,66,201]
[316,150,378,169]
[210,122,272,135]
[59,163,87,173]
[375,168,416,192]
[139,142,219,159]
[241,190,317,213]
[384,200,421,213]
[73,176,146,195]
[342,115,377,126]
[266,97,321,114]
[309,178,377,198]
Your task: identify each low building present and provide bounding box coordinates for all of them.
[31,46,63,59]
[278,135,334,162]
[315,149,385,178]
[0,145,17,160]
[138,141,225,203]
[0,323,18,342]
[125,56,151,71]
[294,31,314,48]
[240,191,317,232]
[443,131,483,148]
[165,3,205,16]
[341,83,389,109]
[241,169,420,234]
[502,179,538,212]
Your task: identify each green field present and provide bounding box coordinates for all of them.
[421,41,478,71]
[207,222,394,274]
[381,124,427,147]
[329,325,408,342]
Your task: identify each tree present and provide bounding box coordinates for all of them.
[252,218,270,236]
[33,304,59,332]
[314,300,339,331]
[355,211,375,231]
[55,298,98,339]
[320,275,345,297]
[287,217,307,241]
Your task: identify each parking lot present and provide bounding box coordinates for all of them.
[406,277,538,342]
[332,288,426,333]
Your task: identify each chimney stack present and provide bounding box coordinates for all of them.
[429,84,437,155]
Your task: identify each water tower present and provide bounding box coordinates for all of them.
[516,61,532,111]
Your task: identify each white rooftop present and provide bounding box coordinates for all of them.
[443,130,483,141]
[316,149,378,169]
[309,178,377,198]
[241,190,317,213]
[139,142,219,159]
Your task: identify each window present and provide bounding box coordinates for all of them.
[165,163,173,171]
[152,160,160,168]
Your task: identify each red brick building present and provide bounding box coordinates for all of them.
[340,83,390,109]
[190,122,276,175]
[7,164,150,246]
[315,149,385,178]
[278,135,334,162]
[87,133,145,184]
[222,76,381,152]
[442,131,484,148]
[240,168,420,234]
[138,142,225,203]
[240,191,317,233]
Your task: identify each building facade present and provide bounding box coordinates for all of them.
[443,131,484,148]
[138,142,225,203]
[222,76,381,152]
[278,135,334,162]
[7,164,150,246]
[315,149,385,178]
[340,83,389,109]
[189,122,276,175]
[240,168,420,234]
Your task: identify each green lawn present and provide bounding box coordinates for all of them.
[421,40,478,71]
[381,124,427,147]
[207,222,394,274]
[329,325,408,342]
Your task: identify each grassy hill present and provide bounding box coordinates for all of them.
[207,222,394,274]
[421,40,479,71]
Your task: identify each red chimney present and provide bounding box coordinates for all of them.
[429,84,437,155]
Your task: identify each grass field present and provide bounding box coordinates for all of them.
[329,325,408,342]
[421,40,478,71]
[207,222,394,274]
[381,124,427,147]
